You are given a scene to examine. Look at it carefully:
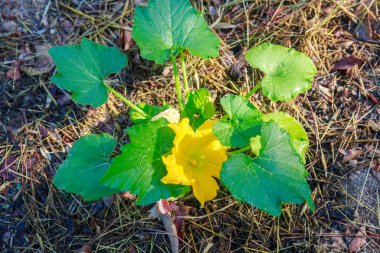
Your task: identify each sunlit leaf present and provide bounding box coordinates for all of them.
[221,121,315,216]
[132,0,219,63]
[213,95,262,148]
[101,119,186,205]
[246,43,317,101]
[53,134,119,201]
[185,88,215,130]
[49,38,128,107]
[262,112,309,162]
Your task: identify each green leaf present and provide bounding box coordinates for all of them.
[213,95,262,148]
[221,122,315,216]
[49,38,128,107]
[263,112,309,162]
[185,88,215,130]
[132,0,220,64]
[245,43,317,101]
[53,134,119,201]
[130,102,170,124]
[101,119,185,205]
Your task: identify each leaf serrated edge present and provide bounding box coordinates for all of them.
[53,134,118,201]
[220,121,315,215]
[255,120,315,211]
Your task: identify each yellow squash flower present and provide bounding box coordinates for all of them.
[161,118,228,206]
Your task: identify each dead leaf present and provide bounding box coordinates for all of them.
[128,245,136,253]
[157,199,171,214]
[60,18,72,33]
[349,226,366,253]
[174,202,186,244]
[36,44,53,67]
[21,44,54,76]
[6,61,21,80]
[162,67,171,77]
[331,56,364,72]
[77,244,92,253]
[121,23,133,51]
[121,191,136,200]
[328,230,347,251]
[370,160,380,172]
[19,43,31,60]
[149,201,179,253]
[319,85,332,98]
[339,148,362,163]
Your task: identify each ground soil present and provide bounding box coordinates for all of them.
[1,0,379,252]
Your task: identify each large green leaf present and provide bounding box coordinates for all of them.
[132,0,220,64]
[213,95,262,148]
[245,43,317,102]
[101,119,185,205]
[49,38,128,107]
[130,102,170,124]
[53,134,120,201]
[262,112,309,162]
[185,88,215,130]
[221,122,315,216]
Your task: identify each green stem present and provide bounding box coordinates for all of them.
[104,83,147,118]
[180,51,189,97]
[171,54,185,114]
[245,83,262,99]
[228,146,251,155]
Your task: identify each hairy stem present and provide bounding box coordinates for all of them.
[228,146,251,155]
[171,54,185,114]
[180,51,189,97]
[245,83,262,98]
[104,83,147,118]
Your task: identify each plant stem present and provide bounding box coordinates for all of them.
[228,146,251,155]
[104,83,147,118]
[180,51,189,97]
[245,83,262,98]
[171,54,185,114]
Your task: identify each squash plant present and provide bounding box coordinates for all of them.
[50,0,317,217]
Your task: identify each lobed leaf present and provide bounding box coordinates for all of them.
[221,122,315,216]
[262,112,309,162]
[49,38,128,107]
[213,95,262,148]
[132,0,220,64]
[53,134,120,201]
[245,43,317,102]
[184,88,215,130]
[101,119,186,205]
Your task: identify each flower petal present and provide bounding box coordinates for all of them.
[161,118,228,206]
[192,174,219,207]
[196,119,216,135]
[168,118,194,147]
[162,155,193,185]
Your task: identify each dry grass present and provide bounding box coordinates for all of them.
[1,0,379,252]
